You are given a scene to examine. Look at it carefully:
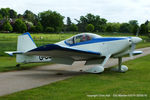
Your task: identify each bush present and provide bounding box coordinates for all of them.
[29,26,36,32]
[69,24,78,32]
[39,10,64,32]
[86,24,94,32]
[45,27,54,33]
[2,21,13,32]
[14,19,27,33]
[35,22,43,32]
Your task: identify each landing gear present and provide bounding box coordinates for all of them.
[118,57,123,72]
[85,55,111,73]
[111,57,128,73]
[85,65,104,73]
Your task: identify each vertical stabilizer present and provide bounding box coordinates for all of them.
[17,32,37,52]
[16,32,51,63]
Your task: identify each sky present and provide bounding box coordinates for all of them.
[0,0,150,24]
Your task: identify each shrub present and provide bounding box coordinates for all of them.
[86,24,94,32]
[14,19,27,33]
[2,21,13,32]
[45,27,54,33]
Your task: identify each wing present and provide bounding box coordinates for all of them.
[25,44,101,61]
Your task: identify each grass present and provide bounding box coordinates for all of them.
[0,57,51,72]
[0,54,150,100]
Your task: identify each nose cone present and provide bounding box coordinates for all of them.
[131,37,142,44]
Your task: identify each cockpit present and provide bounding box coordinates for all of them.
[65,33,102,45]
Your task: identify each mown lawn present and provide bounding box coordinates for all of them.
[0,54,150,100]
[0,57,51,72]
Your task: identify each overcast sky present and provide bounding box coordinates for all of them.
[0,0,150,24]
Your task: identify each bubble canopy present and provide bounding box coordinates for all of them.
[65,33,102,45]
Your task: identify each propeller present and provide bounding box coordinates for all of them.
[129,42,136,59]
[129,37,142,59]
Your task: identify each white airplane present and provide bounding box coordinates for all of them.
[5,32,142,73]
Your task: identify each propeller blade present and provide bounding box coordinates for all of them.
[129,43,136,59]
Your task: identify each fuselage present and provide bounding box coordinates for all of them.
[56,33,142,58]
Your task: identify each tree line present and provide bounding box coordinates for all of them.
[0,8,149,36]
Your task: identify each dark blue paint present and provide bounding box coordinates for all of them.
[29,44,100,55]
[22,32,36,45]
[65,37,128,46]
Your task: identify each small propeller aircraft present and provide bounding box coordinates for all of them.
[5,32,142,73]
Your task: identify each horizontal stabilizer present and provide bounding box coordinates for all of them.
[5,51,24,56]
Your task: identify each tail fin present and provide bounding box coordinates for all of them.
[6,32,51,63]
[17,32,37,52]
[17,32,38,63]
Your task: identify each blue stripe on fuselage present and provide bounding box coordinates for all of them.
[65,37,128,46]
[28,44,100,55]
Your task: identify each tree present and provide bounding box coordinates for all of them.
[9,9,17,18]
[29,26,36,32]
[129,20,139,35]
[35,22,43,32]
[145,20,149,25]
[23,10,37,23]
[131,25,139,35]
[86,24,94,32]
[106,23,113,32]
[119,23,130,33]
[67,17,71,26]
[111,23,120,32]
[148,22,150,38]
[45,27,54,33]
[38,10,64,32]
[69,24,78,32]
[17,14,23,19]
[0,14,2,20]
[25,20,34,31]
[147,22,150,32]
[2,20,13,32]
[66,17,72,31]
[14,19,27,33]
[76,13,107,32]
[139,24,148,35]
[0,8,9,18]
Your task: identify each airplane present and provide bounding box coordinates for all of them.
[5,32,143,73]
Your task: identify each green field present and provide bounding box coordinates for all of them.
[0,54,150,100]
[0,57,51,72]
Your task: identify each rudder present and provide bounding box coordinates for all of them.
[17,32,37,52]
[17,32,38,63]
